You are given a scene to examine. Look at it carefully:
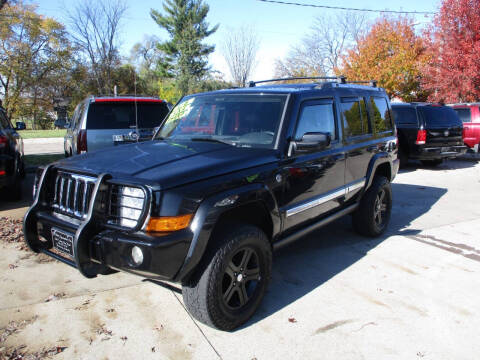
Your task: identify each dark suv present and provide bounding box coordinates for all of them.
[24,77,399,330]
[0,105,26,200]
[392,103,467,167]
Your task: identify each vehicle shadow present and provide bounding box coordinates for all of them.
[243,182,447,329]
[400,158,477,173]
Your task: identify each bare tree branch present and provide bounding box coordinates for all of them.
[275,11,367,78]
[67,0,127,95]
[221,25,260,87]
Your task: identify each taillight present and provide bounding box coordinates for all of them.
[415,129,426,145]
[0,135,8,149]
[77,130,87,154]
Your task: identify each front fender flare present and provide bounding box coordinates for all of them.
[173,183,280,282]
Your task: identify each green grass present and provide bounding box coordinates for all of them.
[24,154,64,168]
[19,129,66,139]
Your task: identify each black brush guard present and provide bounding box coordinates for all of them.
[23,165,111,278]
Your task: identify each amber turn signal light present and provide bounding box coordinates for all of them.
[146,214,193,232]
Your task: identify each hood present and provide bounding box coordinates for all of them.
[55,140,278,189]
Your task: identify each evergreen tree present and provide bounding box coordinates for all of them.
[150,0,218,94]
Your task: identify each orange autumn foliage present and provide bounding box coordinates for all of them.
[339,17,429,102]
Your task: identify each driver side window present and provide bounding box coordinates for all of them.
[295,101,336,140]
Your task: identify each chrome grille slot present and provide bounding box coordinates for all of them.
[52,172,97,219]
[107,185,146,229]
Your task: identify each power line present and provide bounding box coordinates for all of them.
[256,0,435,15]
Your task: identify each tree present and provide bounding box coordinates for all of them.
[340,17,429,102]
[130,35,168,96]
[67,0,127,95]
[221,25,260,87]
[0,2,73,124]
[275,12,366,79]
[422,0,480,103]
[150,0,218,94]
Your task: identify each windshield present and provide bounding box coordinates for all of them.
[418,107,462,128]
[87,102,169,129]
[156,94,288,148]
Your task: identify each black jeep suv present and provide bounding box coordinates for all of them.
[24,77,399,330]
[392,103,467,167]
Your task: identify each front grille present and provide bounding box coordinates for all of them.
[52,171,97,219]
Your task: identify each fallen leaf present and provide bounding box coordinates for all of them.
[151,346,156,352]
[288,317,297,323]
[8,264,18,269]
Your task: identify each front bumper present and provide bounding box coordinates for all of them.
[23,167,192,281]
[411,145,468,160]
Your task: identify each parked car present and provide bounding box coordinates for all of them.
[0,106,26,200]
[391,103,467,167]
[448,103,480,153]
[54,117,68,129]
[24,77,399,330]
[64,96,171,156]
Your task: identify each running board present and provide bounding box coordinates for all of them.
[273,203,359,251]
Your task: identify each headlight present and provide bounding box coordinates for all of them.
[110,186,146,228]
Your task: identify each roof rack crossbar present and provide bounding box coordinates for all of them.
[348,80,378,87]
[248,76,338,87]
[248,76,378,88]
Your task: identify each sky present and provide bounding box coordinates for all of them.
[33,0,441,81]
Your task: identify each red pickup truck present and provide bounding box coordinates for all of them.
[449,104,480,152]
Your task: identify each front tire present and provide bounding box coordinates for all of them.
[353,176,392,237]
[182,224,272,331]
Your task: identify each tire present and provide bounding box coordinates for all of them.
[5,158,22,201]
[182,224,272,331]
[353,176,392,237]
[421,159,443,167]
[398,146,408,168]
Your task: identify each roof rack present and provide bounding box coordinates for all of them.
[247,76,377,88]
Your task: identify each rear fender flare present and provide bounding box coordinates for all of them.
[365,153,392,190]
[174,183,280,282]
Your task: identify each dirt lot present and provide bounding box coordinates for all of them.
[1,158,480,360]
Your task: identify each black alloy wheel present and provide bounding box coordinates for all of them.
[182,224,272,331]
[222,247,261,310]
[373,188,388,230]
[353,175,392,237]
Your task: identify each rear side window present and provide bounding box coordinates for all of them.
[453,108,472,123]
[370,97,392,133]
[295,102,336,140]
[392,107,418,125]
[341,98,371,137]
[418,107,462,127]
[87,102,170,130]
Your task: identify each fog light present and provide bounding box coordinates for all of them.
[131,246,144,265]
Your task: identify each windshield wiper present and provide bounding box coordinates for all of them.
[190,137,235,146]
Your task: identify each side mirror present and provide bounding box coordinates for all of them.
[15,121,26,130]
[290,132,331,154]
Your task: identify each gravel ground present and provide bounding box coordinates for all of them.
[0,158,479,360]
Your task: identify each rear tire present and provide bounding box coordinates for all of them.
[398,146,408,168]
[353,176,392,237]
[421,159,443,167]
[182,224,272,331]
